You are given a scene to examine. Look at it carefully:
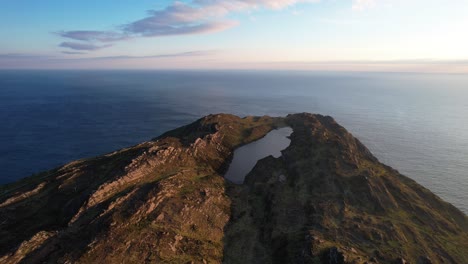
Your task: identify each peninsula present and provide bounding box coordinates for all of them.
[1,113,466,264]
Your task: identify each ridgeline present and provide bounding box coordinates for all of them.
[1,113,466,263]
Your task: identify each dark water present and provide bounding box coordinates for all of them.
[225,127,293,184]
[0,70,467,213]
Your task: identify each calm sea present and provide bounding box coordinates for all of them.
[0,70,467,213]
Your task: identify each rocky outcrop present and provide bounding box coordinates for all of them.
[0,113,467,264]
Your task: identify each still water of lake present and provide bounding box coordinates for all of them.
[224,127,293,184]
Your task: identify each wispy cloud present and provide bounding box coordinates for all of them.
[352,0,377,11]
[0,50,219,68]
[121,0,319,36]
[62,51,87,55]
[57,0,318,51]
[268,59,468,65]
[0,53,53,59]
[122,2,236,37]
[215,59,468,73]
[57,31,128,42]
[67,50,219,60]
[59,42,112,51]
[3,53,468,73]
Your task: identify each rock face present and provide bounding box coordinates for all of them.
[0,113,467,264]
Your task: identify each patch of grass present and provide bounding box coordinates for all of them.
[179,185,197,197]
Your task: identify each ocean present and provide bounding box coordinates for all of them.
[0,70,467,213]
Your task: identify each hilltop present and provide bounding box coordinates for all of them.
[0,113,466,263]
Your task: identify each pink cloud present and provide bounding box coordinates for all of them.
[58,0,317,51]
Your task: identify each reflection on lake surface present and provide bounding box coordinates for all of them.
[224,127,293,184]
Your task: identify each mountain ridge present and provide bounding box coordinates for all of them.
[0,113,466,264]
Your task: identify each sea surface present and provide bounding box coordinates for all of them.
[0,70,467,213]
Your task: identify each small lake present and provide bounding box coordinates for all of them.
[224,127,293,184]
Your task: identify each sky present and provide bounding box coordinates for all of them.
[1,0,468,72]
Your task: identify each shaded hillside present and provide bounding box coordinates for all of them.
[0,113,466,264]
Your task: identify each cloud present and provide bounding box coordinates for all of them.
[123,0,319,36]
[62,51,87,55]
[269,59,468,65]
[59,42,112,51]
[3,53,468,73]
[0,53,55,60]
[352,0,376,11]
[57,0,317,50]
[70,50,219,60]
[123,2,234,37]
[0,50,216,62]
[0,50,219,69]
[139,50,219,58]
[124,19,238,37]
[57,30,128,42]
